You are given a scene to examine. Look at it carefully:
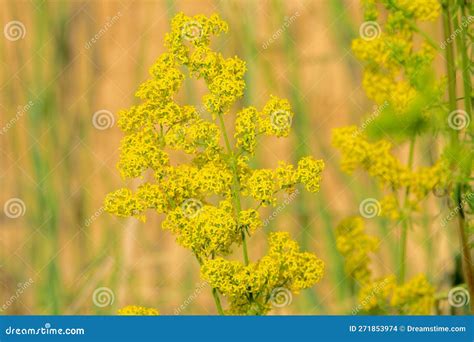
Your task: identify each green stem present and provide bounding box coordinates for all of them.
[212,288,225,315]
[442,0,474,313]
[216,112,249,265]
[398,137,416,283]
[456,4,473,131]
[196,255,225,315]
[442,0,458,144]
[456,0,474,313]
[454,184,474,313]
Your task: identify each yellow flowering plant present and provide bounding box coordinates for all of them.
[333,0,473,314]
[105,13,325,315]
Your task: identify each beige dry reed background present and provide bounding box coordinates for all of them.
[0,0,470,315]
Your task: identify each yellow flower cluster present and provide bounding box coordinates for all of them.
[352,1,439,111]
[390,274,435,314]
[242,157,324,206]
[162,200,239,259]
[201,232,324,314]
[233,96,298,155]
[333,0,443,317]
[335,217,379,284]
[358,274,435,314]
[379,195,401,221]
[335,217,435,314]
[332,126,407,188]
[396,0,441,21]
[235,107,259,154]
[259,95,294,137]
[118,305,160,315]
[105,13,325,314]
[357,275,397,311]
[332,126,450,203]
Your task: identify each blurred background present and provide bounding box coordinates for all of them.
[0,0,460,314]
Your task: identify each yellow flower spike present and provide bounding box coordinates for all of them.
[275,161,298,192]
[118,305,159,316]
[379,195,401,221]
[163,202,239,259]
[332,126,409,189]
[201,232,324,315]
[243,169,276,206]
[357,275,397,312]
[335,217,379,284]
[234,107,259,155]
[104,188,146,221]
[396,0,441,21]
[296,156,325,193]
[390,274,435,315]
[238,209,262,235]
[105,12,325,315]
[356,274,435,314]
[361,0,379,20]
